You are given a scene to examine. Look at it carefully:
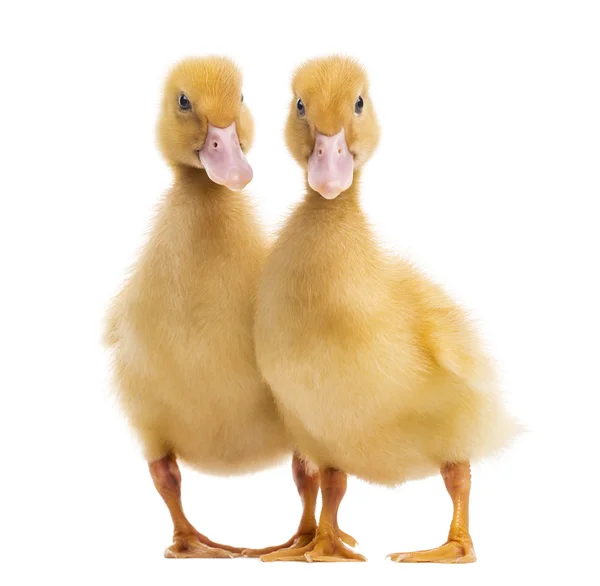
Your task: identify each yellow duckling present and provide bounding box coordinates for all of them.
[105,57,325,559]
[255,56,520,563]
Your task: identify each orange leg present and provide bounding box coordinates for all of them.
[149,454,241,558]
[261,467,366,562]
[242,453,319,556]
[388,461,477,563]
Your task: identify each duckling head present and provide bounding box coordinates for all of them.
[158,56,254,191]
[285,56,380,199]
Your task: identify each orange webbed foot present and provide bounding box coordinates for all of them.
[242,531,315,557]
[244,527,357,558]
[260,527,366,563]
[387,538,476,564]
[164,534,241,559]
[388,461,477,564]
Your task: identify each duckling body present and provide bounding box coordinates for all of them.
[108,173,288,475]
[257,186,514,487]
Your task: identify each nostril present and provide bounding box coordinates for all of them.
[318,149,323,156]
[212,141,218,149]
[337,148,342,155]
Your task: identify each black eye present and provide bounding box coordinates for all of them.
[355,95,364,115]
[296,98,306,117]
[178,93,191,111]
[241,93,244,103]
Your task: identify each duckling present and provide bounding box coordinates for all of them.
[105,57,323,558]
[255,56,520,563]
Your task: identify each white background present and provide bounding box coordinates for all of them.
[1,1,599,584]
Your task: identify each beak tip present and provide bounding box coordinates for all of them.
[309,179,343,200]
[224,168,253,191]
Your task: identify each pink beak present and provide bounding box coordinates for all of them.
[308,128,354,199]
[198,122,253,191]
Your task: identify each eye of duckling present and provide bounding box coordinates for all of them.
[241,93,244,103]
[296,98,306,118]
[355,95,364,115]
[178,93,192,111]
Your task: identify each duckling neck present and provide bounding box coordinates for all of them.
[298,170,375,247]
[172,165,228,198]
[163,165,261,253]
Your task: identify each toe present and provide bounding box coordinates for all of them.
[306,555,366,562]
[388,540,476,564]
[165,537,238,559]
[244,533,314,557]
[260,542,314,562]
[261,553,312,562]
[338,529,358,547]
[306,535,366,562]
